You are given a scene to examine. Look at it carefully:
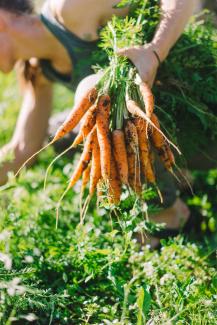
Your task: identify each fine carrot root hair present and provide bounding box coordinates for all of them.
[56,184,71,229]
[44,144,74,191]
[112,129,129,185]
[174,164,194,196]
[96,94,112,181]
[155,184,164,204]
[80,194,91,225]
[15,140,54,178]
[53,87,98,142]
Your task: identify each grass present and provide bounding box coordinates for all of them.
[0,73,216,324]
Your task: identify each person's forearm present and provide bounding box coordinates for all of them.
[12,82,53,152]
[151,0,196,61]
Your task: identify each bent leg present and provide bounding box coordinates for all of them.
[0,82,53,185]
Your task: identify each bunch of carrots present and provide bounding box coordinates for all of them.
[44,70,180,211]
[17,67,181,221]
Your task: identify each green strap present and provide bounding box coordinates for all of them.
[40,3,98,88]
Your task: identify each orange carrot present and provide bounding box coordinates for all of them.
[158,144,175,171]
[53,87,97,142]
[125,120,142,194]
[72,104,97,147]
[126,99,181,154]
[89,132,101,196]
[166,144,175,167]
[96,94,111,181]
[150,114,175,170]
[139,82,154,118]
[112,129,128,185]
[108,153,121,204]
[68,126,96,188]
[134,118,156,184]
[150,114,164,149]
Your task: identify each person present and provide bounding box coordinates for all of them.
[0,0,196,236]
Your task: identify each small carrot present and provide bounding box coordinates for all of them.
[72,104,97,147]
[89,132,101,196]
[68,126,96,189]
[150,114,164,149]
[166,144,175,167]
[139,82,154,118]
[108,153,121,204]
[150,114,175,170]
[134,118,156,184]
[158,144,175,171]
[112,129,128,185]
[125,120,142,194]
[96,94,111,181]
[53,87,97,142]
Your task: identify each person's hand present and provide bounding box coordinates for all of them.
[117,44,160,87]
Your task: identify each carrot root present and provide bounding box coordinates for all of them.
[15,140,54,178]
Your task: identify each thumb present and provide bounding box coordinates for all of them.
[116,47,131,57]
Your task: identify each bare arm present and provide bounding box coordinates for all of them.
[152,0,196,61]
[0,62,53,185]
[12,72,53,156]
[118,0,196,85]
